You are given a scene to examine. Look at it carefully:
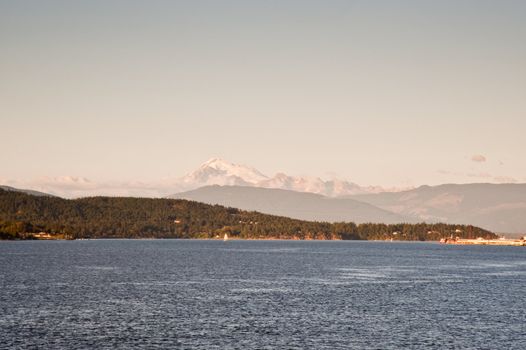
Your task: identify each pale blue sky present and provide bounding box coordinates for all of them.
[1,0,525,189]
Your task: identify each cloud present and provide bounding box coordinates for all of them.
[0,177,173,199]
[36,176,95,190]
[471,154,486,163]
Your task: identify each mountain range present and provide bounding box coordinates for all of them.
[169,159,526,234]
[349,183,526,235]
[170,183,526,235]
[171,185,413,224]
[0,185,55,197]
[2,159,525,235]
[173,158,391,196]
[0,158,404,198]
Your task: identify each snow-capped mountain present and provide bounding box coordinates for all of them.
[178,158,269,188]
[174,158,387,196]
[5,158,401,198]
[257,173,367,197]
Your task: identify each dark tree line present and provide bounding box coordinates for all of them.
[0,189,496,240]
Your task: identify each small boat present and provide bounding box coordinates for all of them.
[223,233,229,241]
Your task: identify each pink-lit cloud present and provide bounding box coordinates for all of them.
[471,154,486,163]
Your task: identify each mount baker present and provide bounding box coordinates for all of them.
[175,158,390,197]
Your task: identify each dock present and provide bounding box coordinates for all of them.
[440,237,526,246]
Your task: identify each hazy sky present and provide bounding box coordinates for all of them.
[1,0,525,191]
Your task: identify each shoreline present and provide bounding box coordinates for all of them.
[0,237,452,243]
[440,237,526,246]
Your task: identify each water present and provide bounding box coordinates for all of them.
[1,240,525,349]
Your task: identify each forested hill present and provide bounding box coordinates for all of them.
[0,189,496,240]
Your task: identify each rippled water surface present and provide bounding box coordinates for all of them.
[1,240,525,349]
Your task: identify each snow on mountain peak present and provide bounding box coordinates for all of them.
[175,158,394,196]
[200,157,230,169]
[181,158,268,186]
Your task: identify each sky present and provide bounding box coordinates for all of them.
[1,0,525,195]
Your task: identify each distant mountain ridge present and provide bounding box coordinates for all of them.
[0,185,55,197]
[349,183,526,235]
[170,182,526,235]
[170,185,415,224]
